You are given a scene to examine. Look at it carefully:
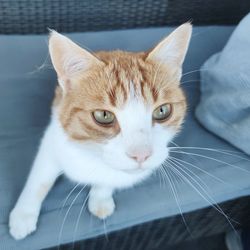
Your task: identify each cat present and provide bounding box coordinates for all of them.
[9,23,192,240]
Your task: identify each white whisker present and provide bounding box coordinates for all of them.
[168,156,232,187]
[57,185,87,250]
[72,193,90,249]
[156,168,164,188]
[102,218,109,241]
[169,146,250,162]
[181,68,210,78]
[169,150,250,174]
[59,183,81,216]
[180,79,200,85]
[161,166,193,237]
[169,158,211,193]
[166,160,239,234]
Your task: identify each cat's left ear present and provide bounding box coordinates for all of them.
[49,30,104,91]
[146,23,192,71]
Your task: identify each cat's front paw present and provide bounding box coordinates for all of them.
[9,208,38,240]
[88,196,115,219]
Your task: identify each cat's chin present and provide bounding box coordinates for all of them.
[121,168,147,175]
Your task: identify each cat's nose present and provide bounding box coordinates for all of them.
[126,147,152,164]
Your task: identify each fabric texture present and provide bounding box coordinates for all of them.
[0,0,250,34]
[56,197,250,250]
[0,26,250,250]
[195,13,250,155]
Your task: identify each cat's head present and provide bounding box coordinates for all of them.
[49,24,192,174]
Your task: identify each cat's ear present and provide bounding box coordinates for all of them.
[146,23,192,69]
[49,30,103,91]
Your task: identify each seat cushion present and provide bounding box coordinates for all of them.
[1,26,250,250]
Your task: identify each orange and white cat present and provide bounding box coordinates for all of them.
[9,23,192,240]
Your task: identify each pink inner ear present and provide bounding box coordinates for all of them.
[62,55,88,78]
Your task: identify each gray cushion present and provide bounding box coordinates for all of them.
[1,26,250,250]
[196,14,250,155]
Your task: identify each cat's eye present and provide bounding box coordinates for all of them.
[153,104,172,121]
[92,110,115,126]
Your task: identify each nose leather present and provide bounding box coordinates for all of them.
[126,147,152,163]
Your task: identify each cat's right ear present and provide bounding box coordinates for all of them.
[49,30,103,92]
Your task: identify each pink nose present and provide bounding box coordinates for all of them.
[127,148,152,164]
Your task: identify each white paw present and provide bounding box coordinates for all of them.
[88,196,115,219]
[9,208,38,240]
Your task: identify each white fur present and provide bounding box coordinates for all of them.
[9,95,176,240]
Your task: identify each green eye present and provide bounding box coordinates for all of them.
[92,110,115,125]
[153,104,171,121]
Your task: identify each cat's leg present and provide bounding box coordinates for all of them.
[88,186,115,219]
[9,145,60,240]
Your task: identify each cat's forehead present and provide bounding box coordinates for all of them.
[97,50,152,86]
[80,50,179,109]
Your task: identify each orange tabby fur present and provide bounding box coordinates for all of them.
[53,50,187,141]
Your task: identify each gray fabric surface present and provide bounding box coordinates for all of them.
[0,26,250,250]
[196,14,250,155]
